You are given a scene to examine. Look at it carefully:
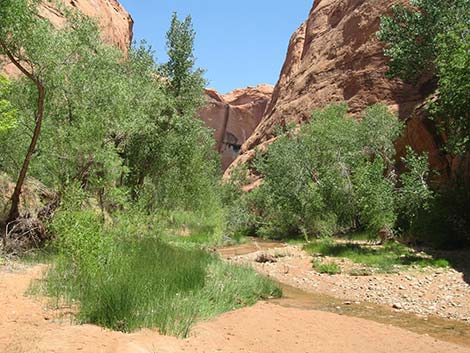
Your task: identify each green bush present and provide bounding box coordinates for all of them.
[226,103,430,240]
[0,1,221,224]
[312,259,342,275]
[411,186,470,249]
[222,164,262,239]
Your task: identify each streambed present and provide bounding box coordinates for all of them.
[219,238,470,348]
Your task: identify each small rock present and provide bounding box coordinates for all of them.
[392,303,403,310]
[255,253,277,264]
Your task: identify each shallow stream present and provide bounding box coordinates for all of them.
[219,239,470,348]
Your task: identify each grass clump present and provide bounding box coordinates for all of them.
[44,208,280,337]
[348,268,373,276]
[305,238,449,273]
[312,259,342,275]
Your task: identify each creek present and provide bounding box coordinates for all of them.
[219,238,470,348]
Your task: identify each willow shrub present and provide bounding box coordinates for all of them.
[227,103,433,240]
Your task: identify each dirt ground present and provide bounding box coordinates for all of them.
[1,262,470,353]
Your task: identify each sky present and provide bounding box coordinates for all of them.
[119,1,313,94]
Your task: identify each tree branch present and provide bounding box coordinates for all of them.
[0,38,37,85]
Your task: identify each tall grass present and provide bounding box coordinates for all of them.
[44,208,280,337]
[160,209,225,246]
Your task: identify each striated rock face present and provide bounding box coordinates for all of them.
[41,0,133,51]
[2,0,133,75]
[199,85,273,170]
[231,0,463,184]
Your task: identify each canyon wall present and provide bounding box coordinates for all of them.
[199,85,273,170]
[2,0,133,76]
[230,0,464,184]
[43,0,133,50]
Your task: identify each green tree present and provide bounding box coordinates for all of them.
[396,147,434,234]
[123,33,218,213]
[0,0,47,224]
[160,12,206,116]
[434,25,470,154]
[0,0,134,224]
[377,0,470,154]
[231,103,428,240]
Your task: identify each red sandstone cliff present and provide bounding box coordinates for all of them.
[44,0,133,50]
[199,85,273,170]
[2,0,133,76]
[229,0,464,184]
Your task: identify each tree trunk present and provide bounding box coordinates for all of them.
[0,39,46,229]
[5,83,45,225]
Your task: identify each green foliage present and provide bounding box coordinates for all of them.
[122,14,217,212]
[353,159,396,235]
[377,0,442,81]
[358,104,403,162]
[0,75,17,134]
[433,25,470,154]
[305,239,449,273]
[224,103,434,241]
[127,114,220,212]
[45,203,280,336]
[0,2,219,218]
[122,43,218,213]
[221,164,261,239]
[0,0,127,204]
[312,259,342,275]
[411,186,470,249]
[396,147,434,234]
[160,12,206,116]
[233,103,413,239]
[378,0,470,154]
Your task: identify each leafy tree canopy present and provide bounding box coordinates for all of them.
[0,75,17,133]
[226,104,432,241]
[378,0,470,154]
[160,13,207,116]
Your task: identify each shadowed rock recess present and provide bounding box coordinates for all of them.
[199,85,273,170]
[226,0,469,185]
